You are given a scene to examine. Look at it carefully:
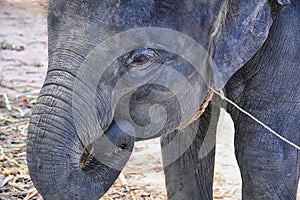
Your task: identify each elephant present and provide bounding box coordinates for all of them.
[26,0,300,199]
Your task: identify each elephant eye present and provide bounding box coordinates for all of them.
[132,54,150,64]
[126,48,157,66]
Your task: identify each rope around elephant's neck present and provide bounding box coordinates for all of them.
[176,90,214,131]
[175,87,300,150]
[209,87,300,151]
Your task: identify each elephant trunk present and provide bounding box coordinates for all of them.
[26,83,135,200]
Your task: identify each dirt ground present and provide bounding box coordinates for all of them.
[0,1,298,200]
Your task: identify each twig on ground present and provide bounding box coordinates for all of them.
[3,94,12,111]
[0,146,22,168]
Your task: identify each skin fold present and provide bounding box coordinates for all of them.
[26,0,299,199]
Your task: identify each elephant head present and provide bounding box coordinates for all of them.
[26,0,289,199]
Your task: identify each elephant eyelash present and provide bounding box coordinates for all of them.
[125,48,157,66]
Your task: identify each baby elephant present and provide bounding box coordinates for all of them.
[27,0,299,199]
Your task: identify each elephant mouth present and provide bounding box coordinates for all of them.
[79,120,135,172]
[80,144,94,170]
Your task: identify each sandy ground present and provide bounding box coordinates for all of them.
[0,1,298,199]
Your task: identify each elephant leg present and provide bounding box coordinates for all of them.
[224,3,300,197]
[225,50,300,199]
[229,103,300,200]
[161,103,220,200]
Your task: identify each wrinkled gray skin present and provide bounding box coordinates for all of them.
[26,0,300,200]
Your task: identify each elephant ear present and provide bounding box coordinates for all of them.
[211,0,290,89]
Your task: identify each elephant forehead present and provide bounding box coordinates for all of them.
[48,0,226,45]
